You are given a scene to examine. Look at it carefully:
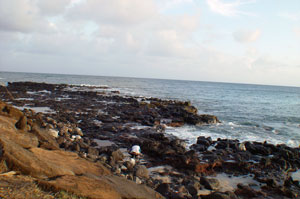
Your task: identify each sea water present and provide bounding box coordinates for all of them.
[1,71,300,147]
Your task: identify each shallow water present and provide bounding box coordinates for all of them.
[211,174,260,192]
[292,170,300,181]
[14,105,55,114]
[1,71,300,147]
[93,139,115,147]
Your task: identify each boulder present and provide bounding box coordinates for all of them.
[184,105,198,114]
[200,177,220,190]
[155,183,171,196]
[0,102,23,120]
[15,115,27,130]
[187,182,200,196]
[198,114,220,124]
[111,149,124,163]
[0,116,38,149]
[235,184,266,198]
[31,125,59,150]
[88,147,99,157]
[74,127,84,136]
[48,129,59,138]
[197,136,212,147]
[135,165,149,179]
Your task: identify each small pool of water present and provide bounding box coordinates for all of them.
[93,139,115,147]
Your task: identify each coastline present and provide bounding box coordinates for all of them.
[0,81,300,199]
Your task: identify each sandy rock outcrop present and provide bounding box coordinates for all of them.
[40,175,163,199]
[0,116,38,149]
[0,101,164,199]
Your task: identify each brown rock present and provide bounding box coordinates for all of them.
[0,101,165,199]
[0,102,23,120]
[135,165,149,179]
[31,125,59,150]
[198,114,220,125]
[15,115,27,130]
[88,147,99,156]
[195,161,222,174]
[235,184,266,198]
[201,191,238,199]
[111,149,124,163]
[40,175,164,199]
[29,148,110,178]
[200,177,220,190]
[74,127,84,136]
[184,105,198,114]
[0,142,8,174]
[167,122,184,127]
[75,143,80,152]
[56,137,65,146]
[0,116,38,149]
[0,134,109,178]
[0,159,9,174]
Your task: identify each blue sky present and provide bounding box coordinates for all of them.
[0,0,299,86]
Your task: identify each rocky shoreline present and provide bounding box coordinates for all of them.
[1,81,300,199]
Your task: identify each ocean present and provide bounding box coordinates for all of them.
[1,71,300,147]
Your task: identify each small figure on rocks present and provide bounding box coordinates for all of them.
[130,145,141,159]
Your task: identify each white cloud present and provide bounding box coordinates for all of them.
[278,12,300,21]
[0,0,61,33]
[0,0,299,87]
[294,27,300,38]
[37,0,72,16]
[157,0,193,10]
[0,0,40,32]
[206,0,256,17]
[146,29,187,57]
[251,56,286,69]
[67,0,158,25]
[233,29,261,43]
[178,15,199,32]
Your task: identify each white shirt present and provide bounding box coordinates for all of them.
[130,145,141,155]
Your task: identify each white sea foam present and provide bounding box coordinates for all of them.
[211,173,259,192]
[130,125,150,130]
[27,91,38,95]
[165,125,200,146]
[228,122,235,126]
[55,97,72,101]
[14,105,55,113]
[15,98,34,101]
[76,84,109,88]
[165,122,300,147]
[287,139,299,147]
[93,120,102,126]
[292,170,300,181]
[26,90,51,95]
[39,90,51,94]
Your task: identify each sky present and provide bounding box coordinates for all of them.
[0,0,300,87]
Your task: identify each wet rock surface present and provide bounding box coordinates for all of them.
[1,81,300,198]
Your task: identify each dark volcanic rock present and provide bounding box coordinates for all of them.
[200,176,220,190]
[155,183,171,196]
[202,191,238,199]
[4,82,300,199]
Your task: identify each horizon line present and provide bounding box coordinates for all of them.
[1,70,299,89]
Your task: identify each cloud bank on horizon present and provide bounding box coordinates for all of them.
[0,0,299,86]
